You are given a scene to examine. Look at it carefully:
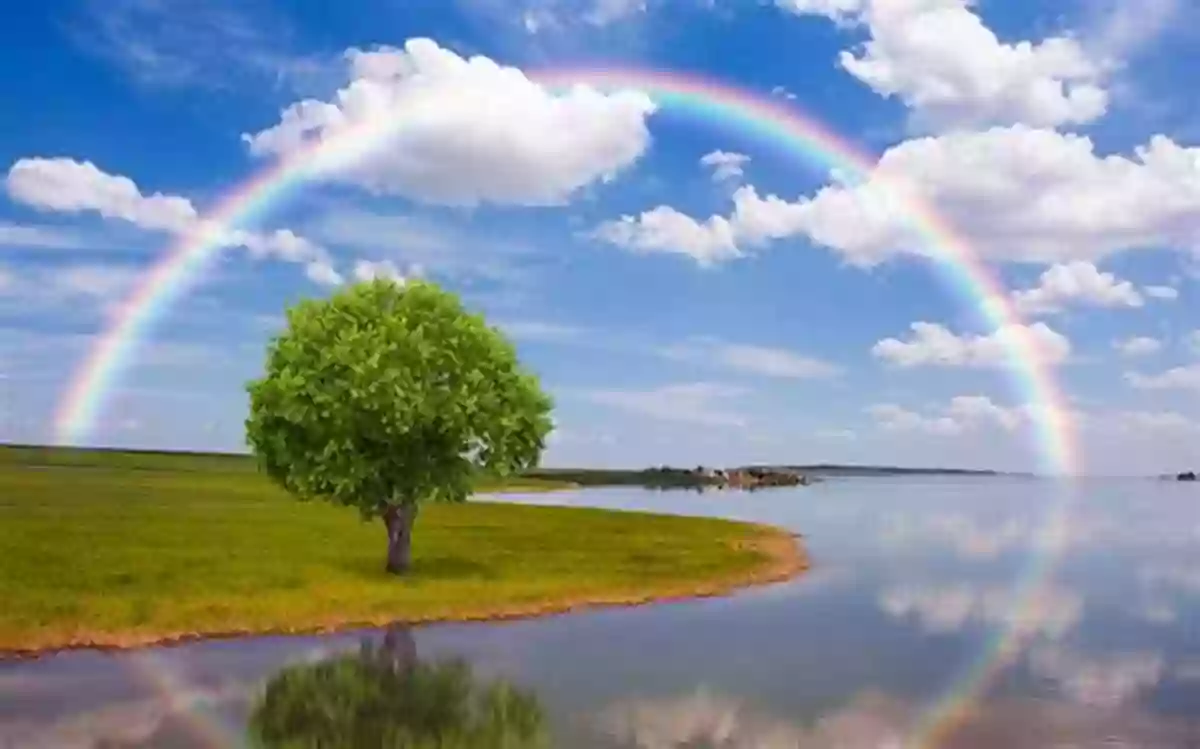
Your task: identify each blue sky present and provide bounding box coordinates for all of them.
[3,0,1200,474]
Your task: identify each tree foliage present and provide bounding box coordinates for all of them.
[248,628,548,748]
[245,280,554,520]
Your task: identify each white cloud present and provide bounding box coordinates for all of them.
[868,395,1027,435]
[881,514,1029,559]
[1143,284,1178,300]
[872,321,1071,369]
[303,206,534,285]
[591,205,740,265]
[1083,0,1185,63]
[1028,646,1165,708]
[303,261,342,287]
[495,320,586,342]
[868,403,963,435]
[597,685,1199,749]
[511,0,649,31]
[1011,261,1142,316]
[5,157,340,285]
[879,583,1083,638]
[699,150,750,182]
[770,84,798,100]
[664,339,840,379]
[778,0,1109,131]
[776,0,864,23]
[1113,336,1163,357]
[598,126,1200,269]
[351,259,409,284]
[712,342,839,379]
[7,157,196,233]
[583,0,648,26]
[582,382,748,427]
[243,39,657,207]
[590,184,816,265]
[642,128,1200,268]
[1125,364,1200,391]
[0,675,249,749]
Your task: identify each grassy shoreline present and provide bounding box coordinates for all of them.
[0,454,805,657]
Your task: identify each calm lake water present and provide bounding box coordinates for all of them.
[3,477,1200,747]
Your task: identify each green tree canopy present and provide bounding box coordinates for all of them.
[245,279,554,573]
[248,626,548,748]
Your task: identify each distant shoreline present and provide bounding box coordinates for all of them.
[0,443,1027,480]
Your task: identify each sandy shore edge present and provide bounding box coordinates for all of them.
[1,523,807,660]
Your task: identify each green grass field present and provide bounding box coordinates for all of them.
[0,447,803,654]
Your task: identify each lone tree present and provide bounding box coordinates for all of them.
[246,279,554,574]
[249,625,548,748]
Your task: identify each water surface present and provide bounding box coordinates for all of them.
[3,477,1200,747]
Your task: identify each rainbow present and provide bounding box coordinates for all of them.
[49,65,1080,748]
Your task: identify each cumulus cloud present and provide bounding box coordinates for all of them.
[1113,336,1163,356]
[879,583,1083,638]
[0,679,249,749]
[871,321,1071,368]
[303,260,343,287]
[1028,646,1165,708]
[243,39,657,206]
[581,382,748,427]
[1125,364,1200,391]
[591,205,740,265]
[868,395,1028,436]
[795,127,1200,265]
[597,126,1200,270]
[699,150,750,182]
[881,513,1030,559]
[7,157,196,233]
[1011,261,1143,316]
[777,0,1109,131]
[597,687,913,748]
[4,157,338,284]
[351,259,409,284]
[596,686,1200,748]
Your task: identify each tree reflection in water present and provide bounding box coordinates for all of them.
[248,625,548,748]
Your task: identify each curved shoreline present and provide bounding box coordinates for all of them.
[0,522,807,660]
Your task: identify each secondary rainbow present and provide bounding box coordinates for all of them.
[51,66,1080,747]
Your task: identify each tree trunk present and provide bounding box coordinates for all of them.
[383,503,419,575]
[381,625,418,671]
